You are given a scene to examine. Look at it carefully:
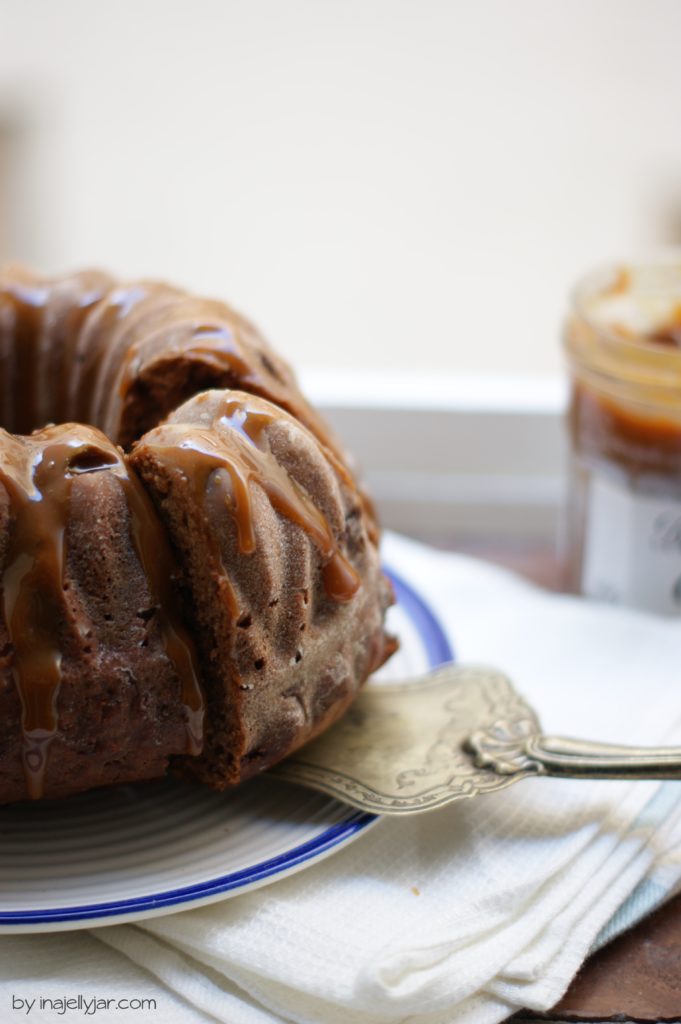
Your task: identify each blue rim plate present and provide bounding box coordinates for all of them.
[0,565,453,932]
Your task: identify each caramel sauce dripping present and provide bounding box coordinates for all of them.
[74,282,156,424]
[117,326,262,399]
[142,397,361,607]
[108,310,349,462]
[1,274,50,435]
[0,425,204,798]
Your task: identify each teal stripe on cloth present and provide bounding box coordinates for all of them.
[592,781,681,951]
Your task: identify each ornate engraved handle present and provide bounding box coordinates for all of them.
[466,729,681,780]
[276,666,681,815]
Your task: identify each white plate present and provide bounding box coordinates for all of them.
[0,566,453,932]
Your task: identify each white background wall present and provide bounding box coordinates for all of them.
[1,0,681,378]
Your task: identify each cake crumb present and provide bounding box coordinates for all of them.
[411,886,420,896]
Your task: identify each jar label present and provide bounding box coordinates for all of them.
[582,473,681,615]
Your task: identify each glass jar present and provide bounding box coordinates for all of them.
[563,260,681,615]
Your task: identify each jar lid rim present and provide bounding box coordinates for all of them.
[568,260,681,385]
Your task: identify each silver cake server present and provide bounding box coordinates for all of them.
[272,664,681,814]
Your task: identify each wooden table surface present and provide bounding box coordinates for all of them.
[436,535,681,1022]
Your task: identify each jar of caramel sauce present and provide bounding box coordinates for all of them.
[564,261,681,615]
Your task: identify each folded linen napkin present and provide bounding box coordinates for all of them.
[3,530,681,1024]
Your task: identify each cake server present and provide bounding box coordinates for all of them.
[273,664,681,814]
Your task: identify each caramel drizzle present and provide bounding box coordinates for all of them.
[115,325,266,423]
[1,267,376,538]
[0,268,117,435]
[80,283,185,431]
[107,308,345,458]
[0,267,356,465]
[71,282,155,425]
[1,275,49,436]
[107,318,279,439]
[142,398,361,609]
[0,425,204,798]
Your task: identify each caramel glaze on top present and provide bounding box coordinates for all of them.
[134,395,362,620]
[0,266,340,450]
[0,266,378,540]
[0,266,375,798]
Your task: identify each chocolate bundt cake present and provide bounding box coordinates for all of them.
[0,266,394,803]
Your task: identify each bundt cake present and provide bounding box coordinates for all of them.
[0,266,395,804]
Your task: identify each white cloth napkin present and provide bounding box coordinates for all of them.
[3,530,681,1024]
